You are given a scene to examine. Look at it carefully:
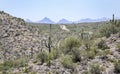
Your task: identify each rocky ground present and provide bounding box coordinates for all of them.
[0,11,43,61]
[0,11,120,74]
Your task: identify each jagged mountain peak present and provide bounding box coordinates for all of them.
[58,18,72,24]
[38,17,54,24]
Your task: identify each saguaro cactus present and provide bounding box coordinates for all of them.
[112,14,114,22]
[44,24,52,67]
[44,24,52,53]
[48,24,52,53]
[110,14,117,25]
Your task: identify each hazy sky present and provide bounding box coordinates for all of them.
[0,0,120,22]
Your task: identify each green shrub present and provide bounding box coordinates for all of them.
[71,47,81,62]
[23,67,30,73]
[37,51,49,64]
[100,16,120,38]
[80,48,96,60]
[97,49,110,60]
[114,60,120,73]
[49,48,61,60]
[37,48,60,65]
[97,39,109,50]
[82,37,93,51]
[90,64,103,74]
[117,44,120,52]
[83,70,91,74]
[60,55,77,71]
[13,56,28,68]
[0,60,13,70]
[55,70,60,74]
[108,58,117,63]
[29,71,37,74]
[0,57,28,71]
[87,50,96,59]
[59,36,81,54]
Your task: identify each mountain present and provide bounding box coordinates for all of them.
[25,17,111,24]
[57,19,72,24]
[77,17,110,23]
[96,17,110,22]
[38,17,54,24]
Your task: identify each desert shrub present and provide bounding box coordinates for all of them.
[80,47,96,60]
[37,48,60,65]
[117,43,120,52]
[114,60,120,73]
[29,71,37,74]
[115,20,120,27]
[100,15,120,38]
[84,42,91,50]
[104,49,111,55]
[97,39,109,50]
[49,48,61,60]
[55,70,60,74]
[0,57,28,71]
[60,55,77,71]
[89,64,104,74]
[97,49,110,60]
[83,70,91,74]
[13,56,28,68]
[71,47,81,62]
[23,67,30,73]
[108,58,117,63]
[83,50,96,59]
[87,50,96,59]
[0,60,13,70]
[59,36,81,54]
[82,36,94,51]
[37,51,49,64]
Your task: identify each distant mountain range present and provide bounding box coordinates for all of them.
[77,17,110,23]
[37,17,55,24]
[25,17,119,24]
[57,19,72,24]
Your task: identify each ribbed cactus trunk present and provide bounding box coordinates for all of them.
[81,28,84,40]
[48,24,52,53]
[112,14,114,22]
[48,24,52,68]
[111,14,117,25]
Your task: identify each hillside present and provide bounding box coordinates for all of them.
[0,11,120,74]
[0,11,41,61]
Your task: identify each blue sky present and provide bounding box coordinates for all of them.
[0,0,120,22]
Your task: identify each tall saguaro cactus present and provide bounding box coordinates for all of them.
[110,14,117,25]
[44,24,52,67]
[112,14,114,22]
[44,24,52,53]
[48,24,52,67]
[48,24,52,53]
